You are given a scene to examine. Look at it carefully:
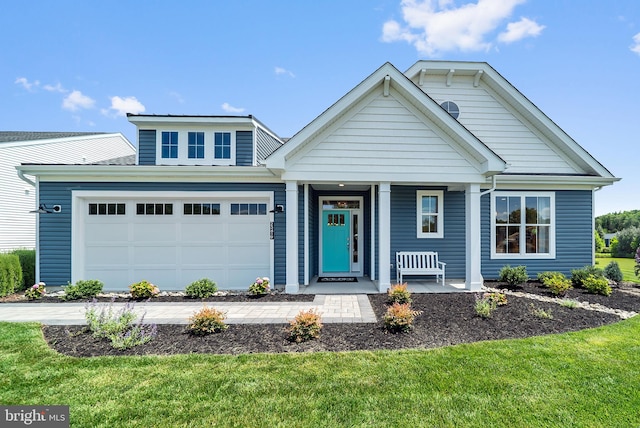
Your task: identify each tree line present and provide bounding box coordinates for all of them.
[596,210,640,257]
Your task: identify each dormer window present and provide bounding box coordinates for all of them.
[161,131,178,159]
[440,101,459,119]
[214,132,231,160]
[188,132,205,159]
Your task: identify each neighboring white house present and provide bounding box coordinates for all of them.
[1,132,136,252]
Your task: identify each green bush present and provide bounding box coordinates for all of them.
[129,280,160,299]
[387,283,412,304]
[185,278,218,298]
[498,265,529,286]
[187,306,228,335]
[0,253,23,297]
[583,274,612,296]
[537,271,563,283]
[540,272,573,296]
[571,265,605,287]
[10,249,35,291]
[603,261,623,283]
[85,299,157,349]
[61,279,104,301]
[25,282,46,300]
[288,309,323,343]
[475,296,496,318]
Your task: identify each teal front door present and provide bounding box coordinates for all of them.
[322,210,350,273]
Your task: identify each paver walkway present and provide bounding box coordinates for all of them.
[0,295,377,325]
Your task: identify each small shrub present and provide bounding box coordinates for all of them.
[187,306,228,335]
[25,282,46,300]
[387,283,412,304]
[10,249,35,291]
[530,303,553,319]
[498,265,529,287]
[185,278,218,298]
[61,279,104,301]
[129,280,160,299]
[84,299,157,349]
[603,261,623,283]
[248,277,270,295]
[541,272,572,296]
[560,299,579,309]
[582,274,612,296]
[474,296,496,318]
[571,265,605,287]
[483,292,507,306]
[288,309,323,343]
[384,303,422,333]
[537,271,562,283]
[0,253,23,297]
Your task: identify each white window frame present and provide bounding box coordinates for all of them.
[491,191,556,259]
[155,129,236,166]
[416,190,444,239]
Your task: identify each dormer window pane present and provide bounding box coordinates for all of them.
[214,132,231,159]
[188,132,205,159]
[161,131,178,158]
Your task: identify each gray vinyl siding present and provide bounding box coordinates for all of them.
[137,130,156,165]
[481,190,593,279]
[390,186,466,280]
[236,131,254,166]
[38,181,286,287]
[256,127,283,162]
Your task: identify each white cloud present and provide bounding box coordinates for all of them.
[62,90,95,111]
[43,82,67,93]
[631,32,640,55]
[15,77,40,91]
[221,102,245,113]
[275,66,296,78]
[106,96,146,116]
[382,0,542,56]
[498,17,545,43]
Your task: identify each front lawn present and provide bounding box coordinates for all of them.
[595,257,640,283]
[1,319,639,427]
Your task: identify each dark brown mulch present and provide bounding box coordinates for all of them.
[1,293,315,304]
[41,288,633,358]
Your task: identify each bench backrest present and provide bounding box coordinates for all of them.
[397,251,439,270]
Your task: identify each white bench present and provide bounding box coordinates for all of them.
[396,251,446,286]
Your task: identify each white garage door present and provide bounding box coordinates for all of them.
[79,196,272,291]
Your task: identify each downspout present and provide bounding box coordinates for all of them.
[480,175,497,196]
[17,169,36,187]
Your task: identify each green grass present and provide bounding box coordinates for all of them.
[595,257,640,283]
[1,320,640,427]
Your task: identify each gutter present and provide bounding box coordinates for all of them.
[480,175,497,196]
[17,168,36,187]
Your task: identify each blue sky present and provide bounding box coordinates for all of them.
[2,0,639,216]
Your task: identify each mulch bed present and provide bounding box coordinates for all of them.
[38,283,639,357]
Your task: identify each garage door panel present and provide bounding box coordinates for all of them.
[180,247,217,264]
[86,246,130,264]
[132,269,177,288]
[181,223,225,241]
[227,223,268,242]
[86,225,129,241]
[133,246,176,264]
[227,244,270,264]
[133,223,177,241]
[84,269,131,286]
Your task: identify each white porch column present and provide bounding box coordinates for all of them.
[465,183,483,291]
[378,182,391,292]
[285,181,299,293]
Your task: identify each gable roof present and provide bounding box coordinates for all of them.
[404,61,616,180]
[0,131,106,144]
[267,62,506,183]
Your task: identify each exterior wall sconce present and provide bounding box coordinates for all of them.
[270,205,284,214]
[30,204,61,214]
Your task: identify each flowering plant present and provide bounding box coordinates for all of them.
[635,246,640,277]
[248,277,270,295]
[129,280,160,299]
[25,282,46,300]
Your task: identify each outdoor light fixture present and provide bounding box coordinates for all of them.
[269,205,284,214]
[29,204,61,214]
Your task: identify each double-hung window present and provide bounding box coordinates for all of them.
[416,190,443,238]
[491,192,555,258]
[214,132,231,160]
[161,131,178,159]
[188,132,205,159]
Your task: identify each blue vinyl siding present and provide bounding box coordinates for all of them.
[481,190,593,278]
[390,186,466,279]
[38,181,286,287]
[256,127,283,161]
[236,131,253,166]
[137,130,156,165]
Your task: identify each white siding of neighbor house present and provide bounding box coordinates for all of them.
[0,134,135,251]
[285,90,483,182]
[414,74,581,174]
